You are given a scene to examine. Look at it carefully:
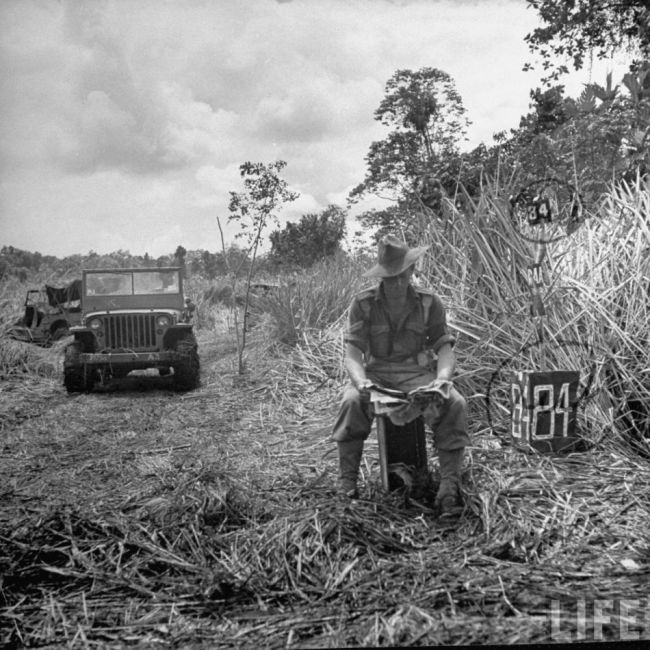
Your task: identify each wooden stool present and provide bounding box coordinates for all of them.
[376,415,428,491]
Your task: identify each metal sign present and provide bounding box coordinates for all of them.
[527,196,553,226]
[509,178,585,244]
[510,370,581,452]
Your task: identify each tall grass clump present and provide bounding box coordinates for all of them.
[0,334,65,380]
[246,255,369,387]
[414,176,649,451]
[253,255,367,347]
[1,274,29,326]
[558,179,650,451]
[183,274,237,333]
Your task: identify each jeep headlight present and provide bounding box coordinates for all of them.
[89,318,102,330]
[156,315,171,328]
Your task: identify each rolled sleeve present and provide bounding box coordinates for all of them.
[430,333,456,352]
[427,294,456,352]
[344,297,368,352]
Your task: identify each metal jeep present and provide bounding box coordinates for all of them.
[9,280,82,346]
[63,267,199,393]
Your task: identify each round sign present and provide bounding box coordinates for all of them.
[509,178,585,244]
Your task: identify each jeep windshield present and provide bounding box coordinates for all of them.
[85,271,180,296]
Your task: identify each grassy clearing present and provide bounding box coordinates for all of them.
[1,181,650,646]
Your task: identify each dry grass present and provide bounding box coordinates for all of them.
[249,257,365,346]
[1,181,650,647]
[2,354,649,646]
[409,177,650,456]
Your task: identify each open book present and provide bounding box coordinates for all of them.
[368,380,451,406]
[368,380,452,424]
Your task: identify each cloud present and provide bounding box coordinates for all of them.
[253,91,334,144]
[0,0,634,258]
[278,191,320,222]
[193,163,243,209]
[143,224,185,258]
[50,3,179,173]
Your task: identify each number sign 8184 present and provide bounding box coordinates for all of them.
[510,371,579,442]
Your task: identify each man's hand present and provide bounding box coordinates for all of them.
[356,378,373,397]
[431,378,453,404]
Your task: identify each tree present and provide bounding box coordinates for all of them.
[218,160,299,374]
[199,250,219,279]
[174,245,187,276]
[524,0,650,83]
[350,68,470,207]
[269,205,347,268]
[500,75,642,198]
[350,68,470,243]
[518,86,571,135]
[621,61,650,179]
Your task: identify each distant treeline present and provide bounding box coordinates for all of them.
[1,204,350,283]
[0,244,252,282]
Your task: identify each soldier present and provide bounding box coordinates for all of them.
[332,235,469,515]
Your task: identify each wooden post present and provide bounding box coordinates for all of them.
[376,415,427,490]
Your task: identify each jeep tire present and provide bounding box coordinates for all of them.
[64,341,93,393]
[172,332,200,391]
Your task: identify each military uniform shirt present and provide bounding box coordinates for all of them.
[345,284,455,363]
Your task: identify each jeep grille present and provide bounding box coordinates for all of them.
[100,314,158,351]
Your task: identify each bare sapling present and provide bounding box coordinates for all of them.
[217,160,299,375]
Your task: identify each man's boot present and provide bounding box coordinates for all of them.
[337,439,364,498]
[435,448,465,516]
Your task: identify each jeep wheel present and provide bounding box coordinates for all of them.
[64,342,93,393]
[172,332,200,391]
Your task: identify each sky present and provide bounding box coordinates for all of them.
[0,0,633,258]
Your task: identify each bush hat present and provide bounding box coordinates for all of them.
[364,234,429,278]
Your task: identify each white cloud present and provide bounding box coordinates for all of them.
[193,163,242,209]
[0,0,635,257]
[142,224,185,259]
[278,192,320,222]
[161,83,240,164]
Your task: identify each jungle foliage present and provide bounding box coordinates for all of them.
[523,0,650,82]
[268,205,347,269]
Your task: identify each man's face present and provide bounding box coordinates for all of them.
[382,266,413,300]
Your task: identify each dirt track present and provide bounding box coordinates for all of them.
[0,333,351,646]
[1,332,320,519]
[2,380,214,513]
